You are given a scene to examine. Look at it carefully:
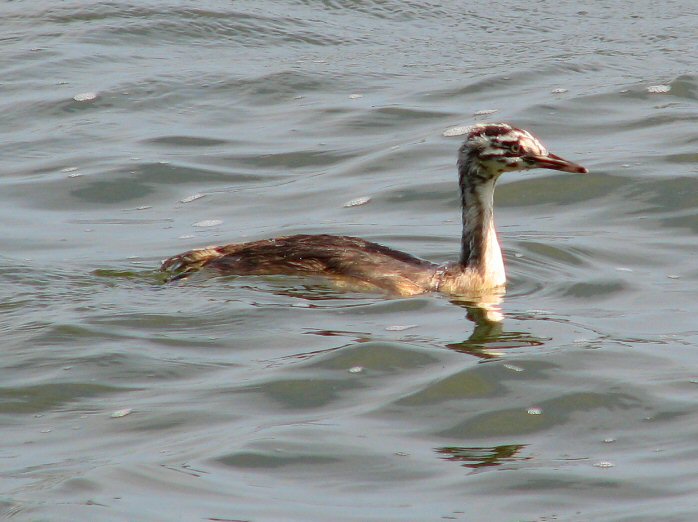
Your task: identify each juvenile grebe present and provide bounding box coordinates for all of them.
[161,123,587,296]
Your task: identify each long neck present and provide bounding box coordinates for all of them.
[458,159,505,285]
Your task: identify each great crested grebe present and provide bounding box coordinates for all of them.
[161,123,587,296]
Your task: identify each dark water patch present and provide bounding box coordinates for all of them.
[608,110,698,131]
[336,106,453,133]
[220,148,358,170]
[517,242,591,268]
[15,162,263,210]
[92,268,165,281]
[70,178,156,205]
[659,214,698,234]
[627,177,698,214]
[664,153,698,164]
[217,451,339,469]
[622,177,698,233]
[396,360,556,406]
[397,369,503,404]
[560,280,629,299]
[234,377,364,409]
[438,391,639,438]
[497,172,627,208]
[0,383,128,414]
[213,70,349,105]
[31,323,136,347]
[305,341,439,372]
[145,136,230,147]
[381,178,457,207]
[107,162,248,185]
[666,75,698,100]
[373,106,453,120]
[121,411,230,433]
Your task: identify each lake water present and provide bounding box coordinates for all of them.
[3,2,698,521]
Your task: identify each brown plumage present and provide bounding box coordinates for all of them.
[161,234,438,295]
[161,124,587,296]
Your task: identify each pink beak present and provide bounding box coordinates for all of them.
[526,152,588,174]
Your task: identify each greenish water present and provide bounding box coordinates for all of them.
[3,2,698,521]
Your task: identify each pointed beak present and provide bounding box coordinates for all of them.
[525,152,588,174]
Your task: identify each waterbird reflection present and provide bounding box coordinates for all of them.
[435,443,529,470]
[447,295,547,360]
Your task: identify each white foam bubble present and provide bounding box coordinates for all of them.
[180,194,205,204]
[73,92,98,102]
[343,196,371,208]
[442,126,470,137]
[385,324,418,331]
[647,85,670,94]
[193,219,223,227]
[110,408,133,418]
[593,461,615,468]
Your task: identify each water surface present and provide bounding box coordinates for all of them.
[3,2,698,521]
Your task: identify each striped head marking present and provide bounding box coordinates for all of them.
[458,123,588,180]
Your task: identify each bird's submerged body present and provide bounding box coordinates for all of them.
[162,234,438,295]
[161,233,505,296]
[161,123,587,296]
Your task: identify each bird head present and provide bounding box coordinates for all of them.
[458,123,588,180]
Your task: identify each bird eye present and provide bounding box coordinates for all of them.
[510,143,521,154]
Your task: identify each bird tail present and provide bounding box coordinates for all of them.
[160,246,226,281]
